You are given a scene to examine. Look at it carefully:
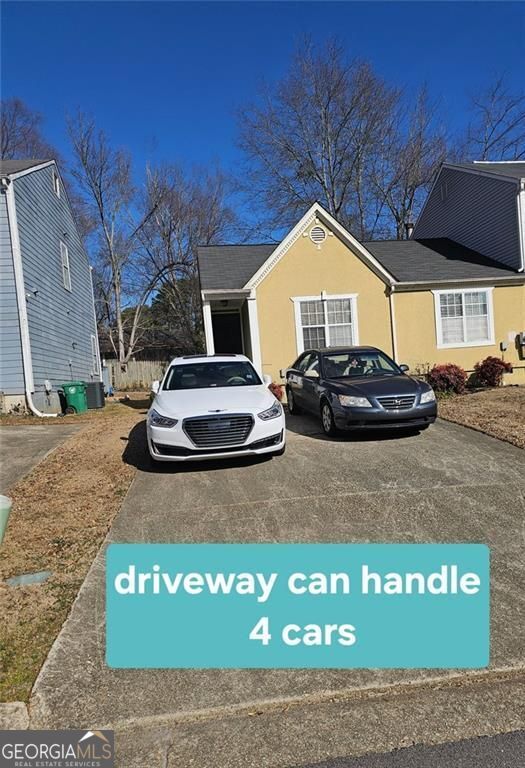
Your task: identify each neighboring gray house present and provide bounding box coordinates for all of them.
[413,161,525,272]
[0,159,101,414]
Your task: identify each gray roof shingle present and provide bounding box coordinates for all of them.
[198,244,275,290]
[363,238,517,282]
[449,162,525,180]
[198,236,520,292]
[0,158,52,176]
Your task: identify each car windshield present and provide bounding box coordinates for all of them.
[163,361,262,390]
[322,351,401,379]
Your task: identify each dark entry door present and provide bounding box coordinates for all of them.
[212,312,244,354]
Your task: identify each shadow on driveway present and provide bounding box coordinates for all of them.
[122,419,273,474]
[285,410,428,443]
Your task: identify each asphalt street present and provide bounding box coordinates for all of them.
[301,730,525,768]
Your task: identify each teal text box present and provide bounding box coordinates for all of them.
[106,543,489,669]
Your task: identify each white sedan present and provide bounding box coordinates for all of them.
[147,354,286,462]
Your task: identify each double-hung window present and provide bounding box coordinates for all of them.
[434,288,494,348]
[60,240,71,291]
[293,294,358,352]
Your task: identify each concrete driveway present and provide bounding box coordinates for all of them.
[31,415,525,767]
[0,424,81,492]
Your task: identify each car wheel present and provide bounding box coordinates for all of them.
[287,387,302,415]
[321,401,338,436]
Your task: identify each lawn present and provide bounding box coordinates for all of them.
[0,394,148,702]
[438,386,524,449]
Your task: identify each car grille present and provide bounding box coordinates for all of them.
[183,414,254,448]
[377,395,416,410]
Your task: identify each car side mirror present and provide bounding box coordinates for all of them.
[151,380,160,394]
[399,364,409,372]
[263,374,272,386]
[304,369,319,378]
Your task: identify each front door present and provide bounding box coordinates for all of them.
[212,312,244,354]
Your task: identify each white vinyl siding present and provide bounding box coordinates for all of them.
[293,294,359,354]
[433,288,494,348]
[60,240,71,291]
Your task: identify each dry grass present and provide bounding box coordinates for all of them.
[0,394,148,702]
[438,386,525,449]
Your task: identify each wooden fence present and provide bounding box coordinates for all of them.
[104,359,169,391]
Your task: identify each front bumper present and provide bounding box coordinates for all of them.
[147,413,286,462]
[333,400,437,431]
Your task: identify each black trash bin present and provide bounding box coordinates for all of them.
[86,381,105,409]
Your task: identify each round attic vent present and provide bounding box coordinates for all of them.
[310,225,327,245]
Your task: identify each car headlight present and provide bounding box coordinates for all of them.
[338,395,372,408]
[258,401,282,421]
[148,408,178,428]
[420,389,436,404]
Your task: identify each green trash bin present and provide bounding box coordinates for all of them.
[62,381,88,414]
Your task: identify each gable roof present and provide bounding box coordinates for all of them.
[198,244,275,290]
[0,159,52,177]
[445,161,525,181]
[198,202,524,295]
[363,238,518,283]
[198,203,397,292]
[244,203,396,288]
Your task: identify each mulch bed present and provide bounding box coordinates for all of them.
[438,387,524,449]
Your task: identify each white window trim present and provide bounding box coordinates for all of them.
[432,287,495,349]
[53,171,61,197]
[291,293,359,354]
[60,240,72,291]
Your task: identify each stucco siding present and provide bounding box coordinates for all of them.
[13,166,98,391]
[0,191,24,394]
[413,167,521,270]
[394,284,525,383]
[256,226,393,381]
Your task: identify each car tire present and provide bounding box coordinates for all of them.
[321,401,338,436]
[286,387,302,415]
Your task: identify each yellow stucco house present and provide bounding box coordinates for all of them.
[197,162,525,385]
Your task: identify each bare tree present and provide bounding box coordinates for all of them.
[1,98,58,160]
[371,88,447,239]
[238,39,398,237]
[463,75,525,160]
[68,113,158,366]
[136,165,237,353]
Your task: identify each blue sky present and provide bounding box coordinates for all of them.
[2,1,524,176]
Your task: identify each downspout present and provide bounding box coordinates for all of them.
[388,286,399,362]
[89,266,103,381]
[4,178,56,417]
[517,183,525,272]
